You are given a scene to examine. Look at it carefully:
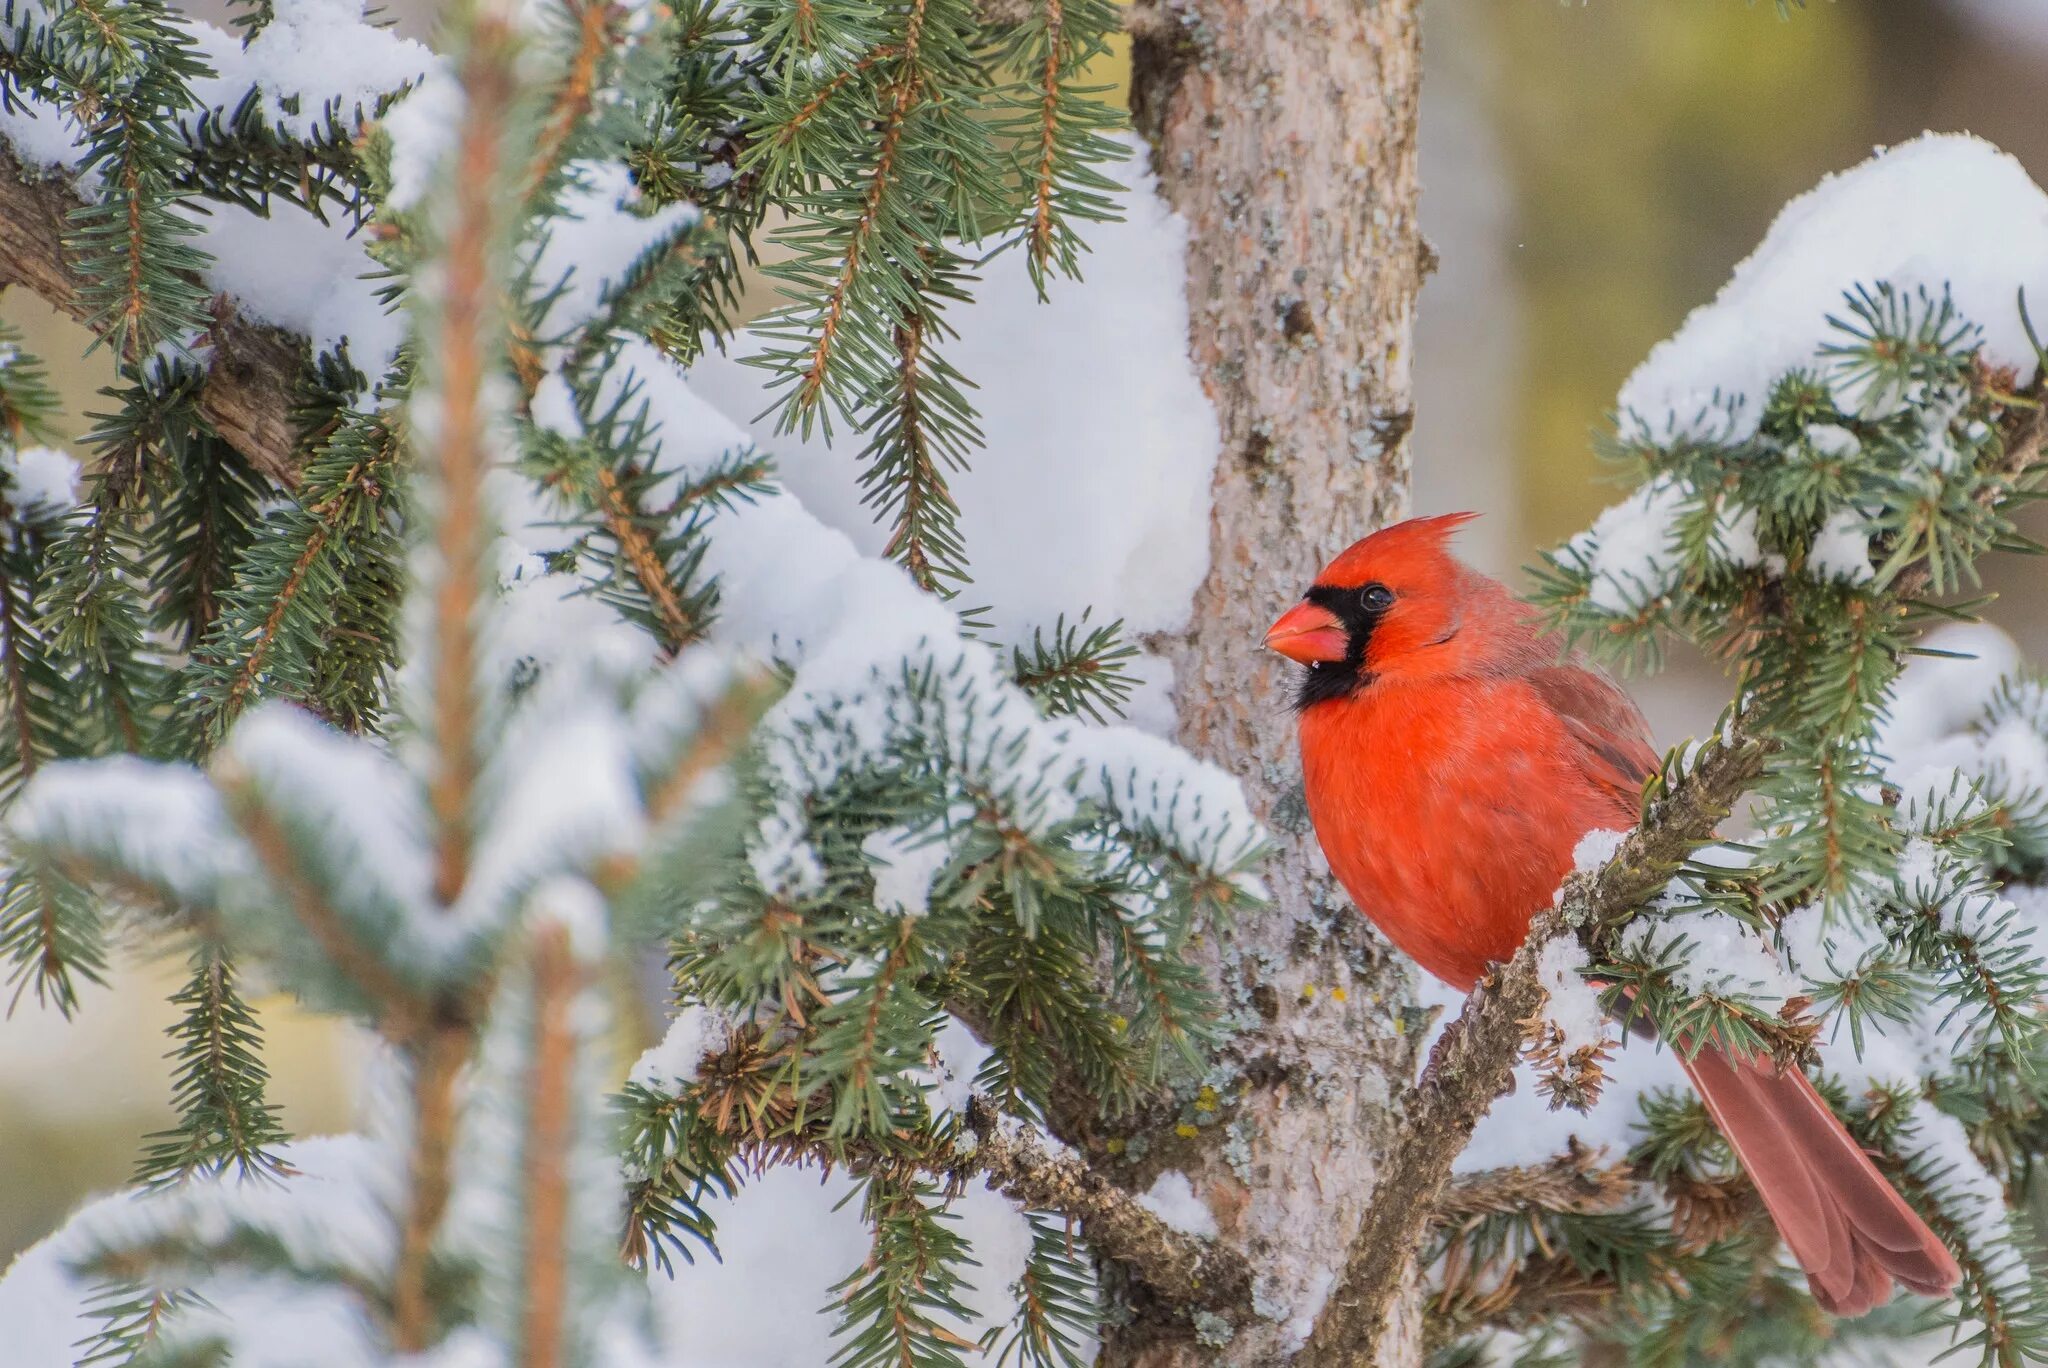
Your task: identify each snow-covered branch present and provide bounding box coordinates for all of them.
[0,143,304,484]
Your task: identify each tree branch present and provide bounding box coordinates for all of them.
[0,143,305,485]
[959,1096,1253,1320]
[1431,1142,1637,1228]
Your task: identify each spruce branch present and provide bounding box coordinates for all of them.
[834,1169,983,1368]
[0,315,61,440]
[991,0,1121,292]
[423,10,521,908]
[179,409,401,747]
[214,762,427,1027]
[517,921,582,1368]
[47,510,159,756]
[622,1027,1248,1326]
[866,299,971,593]
[134,941,290,1185]
[780,15,926,426]
[150,428,269,653]
[1009,614,1135,722]
[0,552,54,792]
[394,1018,471,1352]
[51,0,217,360]
[988,1210,1097,1368]
[0,861,104,1014]
[74,1280,188,1368]
[519,0,616,206]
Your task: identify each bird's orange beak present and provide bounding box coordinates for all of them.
[1264,601,1348,664]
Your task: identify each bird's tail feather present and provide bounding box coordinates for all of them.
[1677,1043,1960,1315]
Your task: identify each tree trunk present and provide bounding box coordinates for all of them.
[1102,0,1429,1363]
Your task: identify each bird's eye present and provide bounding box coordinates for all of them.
[1358,583,1395,612]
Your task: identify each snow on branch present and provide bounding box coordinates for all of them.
[0,141,306,483]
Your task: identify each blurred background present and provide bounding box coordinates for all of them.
[5,0,2048,1277]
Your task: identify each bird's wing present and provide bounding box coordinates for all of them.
[1524,661,1660,822]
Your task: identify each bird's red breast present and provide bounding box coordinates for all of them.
[1299,670,1642,989]
[1269,512,1655,988]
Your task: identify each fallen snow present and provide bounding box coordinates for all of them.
[861,823,948,919]
[1568,827,1628,877]
[377,68,464,211]
[526,161,700,340]
[2,444,78,516]
[0,93,88,178]
[8,756,247,908]
[1879,623,2025,776]
[1566,477,1688,614]
[1807,508,1875,584]
[195,200,403,388]
[909,1015,992,1118]
[685,136,1219,731]
[1432,960,1689,1173]
[187,0,434,143]
[630,1006,731,1092]
[1533,935,1607,1056]
[1902,1100,2026,1276]
[1619,134,2048,443]
[1135,1170,1219,1239]
[1620,907,1799,1008]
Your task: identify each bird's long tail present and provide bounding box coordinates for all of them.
[1676,1044,1960,1315]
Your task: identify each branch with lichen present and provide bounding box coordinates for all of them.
[957,1096,1253,1320]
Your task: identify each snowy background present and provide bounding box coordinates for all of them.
[3,0,2048,1364]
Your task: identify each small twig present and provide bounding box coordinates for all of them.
[594,466,700,653]
[520,0,613,205]
[1432,1143,1637,1227]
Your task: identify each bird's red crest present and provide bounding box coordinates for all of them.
[1314,511,1478,591]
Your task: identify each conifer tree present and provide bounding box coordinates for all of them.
[0,3,2041,1368]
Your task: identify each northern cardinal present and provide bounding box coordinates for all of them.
[1264,511,1958,1316]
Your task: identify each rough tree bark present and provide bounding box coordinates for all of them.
[1106,0,1429,1363]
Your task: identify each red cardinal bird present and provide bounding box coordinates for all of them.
[1265,511,1958,1316]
